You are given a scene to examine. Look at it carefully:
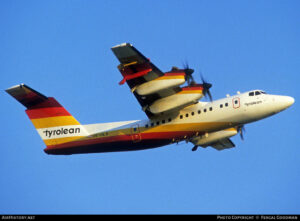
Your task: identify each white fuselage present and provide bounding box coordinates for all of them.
[44,89,295,154]
[84,89,294,139]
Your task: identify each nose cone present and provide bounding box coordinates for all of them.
[282,96,295,108]
[274,96,295,113]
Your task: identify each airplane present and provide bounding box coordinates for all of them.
[5,43,295,155]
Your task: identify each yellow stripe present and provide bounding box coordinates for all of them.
[143,122,233,133]
[154,75,185,81]
[31,116,80,129]
[44,136,84,145]
[224,128,237,132]
[123,61,138,67]
[178,90,203,94]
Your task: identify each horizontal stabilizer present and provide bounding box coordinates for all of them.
[5,84,48,109]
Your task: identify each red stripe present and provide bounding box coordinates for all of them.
[119,68,152,85]
[182,86,203,91]
[28,97,62,109]
[164,72,185,76]
[44,131,200,150]
[26,107,71,119]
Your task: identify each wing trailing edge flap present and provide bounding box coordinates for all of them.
[209,138,235,151]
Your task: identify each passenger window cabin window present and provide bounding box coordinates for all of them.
[186,113,189,117]
[156,121,160,125]
[162,120,165,124]
[198,110,201,114]
[151,122,154,127]
[220,104,223,108]
[235,100,238,104]
[209,107,213,111]
[191,112,194,116]
[145,124,148,128]
[255,91,261,95]
[180,115,183,119]
[168,118,171,122]
[249,92,254,96]
[204,109,207,113]
[225,103,228,107]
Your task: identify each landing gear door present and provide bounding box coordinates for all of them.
[131,124,141,143]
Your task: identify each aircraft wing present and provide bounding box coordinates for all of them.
[111,43,187,117]
[210,138,235,151]
[111,43,165,84]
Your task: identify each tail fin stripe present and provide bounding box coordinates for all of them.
[26,107,71,119]
[31,116,80,129]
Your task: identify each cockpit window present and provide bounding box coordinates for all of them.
[249,90,266,96]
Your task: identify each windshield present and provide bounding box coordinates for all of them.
[249,90,267,96]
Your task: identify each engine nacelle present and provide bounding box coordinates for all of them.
[148,86,204,114]
[191,128,237,147]
[135,73,185,95]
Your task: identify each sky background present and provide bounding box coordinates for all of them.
[1,0,299,214]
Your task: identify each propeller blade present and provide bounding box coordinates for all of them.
[200,73,213,101]
[207,89,213,102]
[237,125,246,140]
[182,61,195,86]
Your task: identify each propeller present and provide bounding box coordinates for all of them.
[237,125,246,140]
[200,74,213,102]
[182,61,195,85]
[181,62,213,101]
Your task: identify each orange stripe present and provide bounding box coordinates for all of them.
[178,90,203,94]
[31,116,80,129]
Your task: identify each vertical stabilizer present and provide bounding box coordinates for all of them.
[6,84,88,146]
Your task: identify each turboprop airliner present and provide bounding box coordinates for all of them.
[6,43,294,155]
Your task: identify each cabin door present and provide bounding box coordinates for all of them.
[131,124,141,143]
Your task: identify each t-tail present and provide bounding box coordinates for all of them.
[5,84,88,151]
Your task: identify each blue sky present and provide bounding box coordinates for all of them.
[1,0,299,214]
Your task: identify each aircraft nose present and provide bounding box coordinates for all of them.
[274,95,295,112]
[282,96,295,108]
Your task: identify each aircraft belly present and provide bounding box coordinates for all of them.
[44,138,171,155]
